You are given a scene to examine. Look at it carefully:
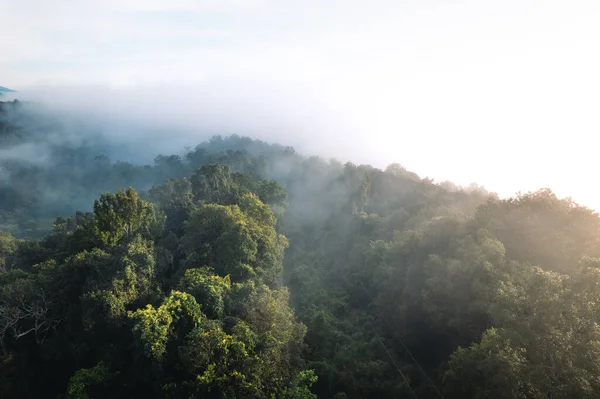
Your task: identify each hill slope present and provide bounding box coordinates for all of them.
[0,103,599,398]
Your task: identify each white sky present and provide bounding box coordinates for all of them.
[1,0,599,210]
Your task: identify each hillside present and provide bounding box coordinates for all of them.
[1,104,600,398]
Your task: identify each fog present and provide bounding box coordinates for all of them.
[3,76,598,213]
[4,82,367,166]
[2,0,600,211]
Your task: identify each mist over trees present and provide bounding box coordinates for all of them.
[2,102,600,398]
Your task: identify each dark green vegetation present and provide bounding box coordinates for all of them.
[2,102,600,398]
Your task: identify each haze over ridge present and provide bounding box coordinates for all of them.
[1,0,598,210]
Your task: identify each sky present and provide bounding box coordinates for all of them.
[1,0,599,210]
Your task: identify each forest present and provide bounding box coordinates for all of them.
[2,100,600,398]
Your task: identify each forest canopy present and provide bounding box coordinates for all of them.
[1,102,600,398]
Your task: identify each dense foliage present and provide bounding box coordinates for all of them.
[2,102,600,398]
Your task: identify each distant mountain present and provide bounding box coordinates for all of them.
[0,86,16,93]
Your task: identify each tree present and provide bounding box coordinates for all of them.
[191,164,234,205]
[0,231,17,272]
[182,194,287,284]
[0,271,58,354]
[445,260,600,398]
[92,188,160,248]
[443,328,530,399]
[177,267,231,319]
[472,189,600,274]
[145,178,196,236]
[66,361,116,399]
[81,235,158,330]
[183,204,258,280]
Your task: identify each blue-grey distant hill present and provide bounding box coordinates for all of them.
[0,86,16,93]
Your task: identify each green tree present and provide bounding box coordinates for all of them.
[66,361,116,399]
[92,188,159,248]
[0,231,17,272]
[182,194,287,284]
[191,164,234,205]
[177,267,231,319]
[445,260,600,398]
[443,328,530,399]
